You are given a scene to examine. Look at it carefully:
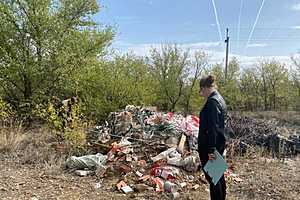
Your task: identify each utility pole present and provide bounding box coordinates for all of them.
[225,28,229,82]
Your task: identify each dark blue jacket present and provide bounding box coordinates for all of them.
[198,91,227,154]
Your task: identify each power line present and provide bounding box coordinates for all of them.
[232,39,300,41]
[229,27,300,30]
[245,0,267,52]
[237,0,244,52]
[210,0,223,43]
[225,28,230,81]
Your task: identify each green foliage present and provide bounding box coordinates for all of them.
[148,44,190,111]
[257,60,289,110]
[291,57,300,110]
[206,58,298,111]
[64,128,87,156]
[0,98,14,123]
[240,67,262,110]
[180,51,208,114]
[77,54,156,120]
[0,0,113,118]
[37,97,88,154]
[46,97,81,132]
[223,58,243,110]
[208,58,242,110]
[0,0,299,125]
[47,102,63,131]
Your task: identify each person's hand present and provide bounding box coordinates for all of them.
[208,153,216,160]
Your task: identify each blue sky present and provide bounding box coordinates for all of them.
[95,0,300,65]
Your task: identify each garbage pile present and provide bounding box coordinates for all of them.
[88,105,199,146]
[228,115,300,157]
[66,105,209,199]
[64,105,300,197]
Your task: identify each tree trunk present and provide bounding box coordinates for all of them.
[184,99,190,116]
[264,89,268,110]
[23,74,32,102]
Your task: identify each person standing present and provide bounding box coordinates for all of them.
[198,75,227,200]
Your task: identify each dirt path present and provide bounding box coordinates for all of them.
[229,156,300,200]
[0,155,299,200]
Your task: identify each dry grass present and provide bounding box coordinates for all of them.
[234,111,300,127]
[229,155,300,200]
[0,120,91,172]
[0,124,67,171]
[0,123,26,153]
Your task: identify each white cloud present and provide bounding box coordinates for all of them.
[181,42,222,49]
[114,41,223,56]
[112,41,294,67]
[246,43,268,48]
[292,3,300,11]
[230,54,294,68]
[292,26,300,29]
[114,41,158,56]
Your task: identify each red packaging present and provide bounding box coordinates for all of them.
[150,167,175,180]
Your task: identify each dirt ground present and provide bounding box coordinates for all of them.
[0,111,299,200]
[0,154,299,200]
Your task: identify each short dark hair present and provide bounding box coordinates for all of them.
[200,75,216,88]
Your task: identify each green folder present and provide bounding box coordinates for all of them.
[203,150,228,185]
